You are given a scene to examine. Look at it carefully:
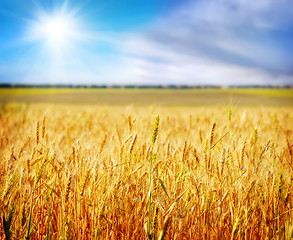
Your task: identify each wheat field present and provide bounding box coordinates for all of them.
[0,103,293,239]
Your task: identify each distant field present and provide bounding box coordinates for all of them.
[0,88,293,105]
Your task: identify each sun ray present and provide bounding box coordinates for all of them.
[26,3,86,55]
[21,3,94,83]
[40,15,73,47]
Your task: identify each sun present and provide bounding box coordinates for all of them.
[41,16,73,47]
[23,5,98,83]
[28,9,83,52]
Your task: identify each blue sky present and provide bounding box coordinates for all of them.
[0,0,292,86]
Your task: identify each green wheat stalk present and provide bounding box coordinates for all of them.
[148,115,159,239]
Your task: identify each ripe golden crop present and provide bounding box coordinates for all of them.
[0,103,292,239]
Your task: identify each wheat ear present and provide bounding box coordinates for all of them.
[148,115,160,239]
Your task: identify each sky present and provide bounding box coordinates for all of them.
[0,0,293,86]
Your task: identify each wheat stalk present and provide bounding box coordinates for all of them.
[148,115,159,239]
[18,136,30,158]
[41,115,46,140]
[36,121,40,145]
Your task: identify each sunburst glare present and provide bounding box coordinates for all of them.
[37,15,74,48]
[21,3,97,83]
[27,8,84,53]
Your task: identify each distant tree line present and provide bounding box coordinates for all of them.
[0,83,292,89]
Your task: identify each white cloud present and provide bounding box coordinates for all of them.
[116,0,293,85]
[120,37,290,86]
[177,0,293,30]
